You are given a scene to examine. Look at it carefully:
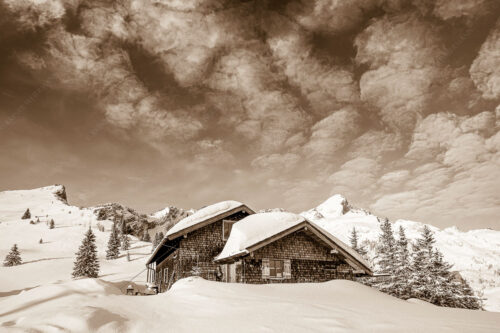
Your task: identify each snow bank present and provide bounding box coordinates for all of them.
[216,212,304,260]
[1,277,499,332]
[166,200,244,237]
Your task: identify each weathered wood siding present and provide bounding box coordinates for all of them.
[240,229,354,284]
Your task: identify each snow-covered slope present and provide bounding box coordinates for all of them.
[1,277,500,332]
[0,185,151,296]
[302,194,500,312]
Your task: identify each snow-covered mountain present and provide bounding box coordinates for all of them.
[302,194,500,312]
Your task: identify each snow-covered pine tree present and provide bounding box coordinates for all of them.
[3,244,22,266]
[39,238,43,244]
[349,227,367,256]
[376,218,396,274]
[21,208,31,219]
[392,226,411,299]
[121,234,130,250]
[349,227,359,252]
[409,226,434,301]
[72,228,99,278]
[106,223,121,260]
[429,250,481,309]
[49,219,55,229]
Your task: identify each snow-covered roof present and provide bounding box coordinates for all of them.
[166,200,247,238]
[215,212,305,260]
[215,212,372,274]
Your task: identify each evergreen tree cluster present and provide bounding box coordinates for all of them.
[106,223,121,260]
[3,244,22,266]
[72,228,99,278]
[367,222,481,310]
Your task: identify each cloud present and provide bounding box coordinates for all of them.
[372,110,500,228]
[433,0,493,20]
[327,157,381,197]
[405,111,496,163]
[355,13,446,131]
[42,27,203,142]
[3,0,72,30]
[266,13,360,117]
[302,106,361,160]
[286,0,378,34]
[251,153,301,172]
[377,170,411,191]
[208,47,309,152]
[347,130,403,159]
[470,18,500,100]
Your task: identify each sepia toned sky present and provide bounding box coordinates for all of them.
[0,0,499,230]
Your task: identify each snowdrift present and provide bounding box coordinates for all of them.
[1,277,499,332]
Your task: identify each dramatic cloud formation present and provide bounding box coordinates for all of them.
[0,0,499,230]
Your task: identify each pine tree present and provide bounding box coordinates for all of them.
[49,219,55,229]
[72,228,99,278]
[376,218,396,274]
[39,238,43,244]
[127,251,130,262]
[121,234,130,251]
[142,231,151,242]
[158,232,164,240]
[349,227,367,256]
[21,208,31,219]
[3,244,22,266]
[106,223,121,260]
[392,226,411,299]
[349,227,359,252]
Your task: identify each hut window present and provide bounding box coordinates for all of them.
[222,220,236,240]
[269,259,284,278]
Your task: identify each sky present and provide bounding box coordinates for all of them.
[0,0,499,231]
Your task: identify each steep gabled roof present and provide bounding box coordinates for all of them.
[214,212,373,275]
[146,200,254,265]
[166,200,253,238]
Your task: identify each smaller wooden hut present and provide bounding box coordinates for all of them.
[214,212,372,283]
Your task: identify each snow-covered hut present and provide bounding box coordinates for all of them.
[146,200,255,291]
[214,212,373,283]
